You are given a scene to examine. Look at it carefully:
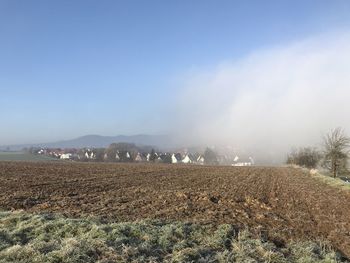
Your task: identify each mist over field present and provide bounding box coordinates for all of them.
[3,31,350,164]
[3,2,350,261]
[172,32,350,160]
[2,32,350,164]
[1,1,350,165]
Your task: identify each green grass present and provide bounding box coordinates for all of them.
[0,211,346,263]
[305,168,350,192]
[313,175,350,191]
[0,152,57,162]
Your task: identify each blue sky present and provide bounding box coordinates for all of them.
[1,0,350,145]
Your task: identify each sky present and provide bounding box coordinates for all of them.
[1,1,350,148]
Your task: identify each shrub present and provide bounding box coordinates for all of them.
[286,147,321,169]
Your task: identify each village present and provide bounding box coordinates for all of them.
[30,144,255,166]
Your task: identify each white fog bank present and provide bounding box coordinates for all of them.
[173,32,350,162]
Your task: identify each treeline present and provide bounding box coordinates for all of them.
[286,127,350,178]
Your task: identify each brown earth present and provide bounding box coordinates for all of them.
[1,161,350,257]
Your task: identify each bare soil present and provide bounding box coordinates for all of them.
[1,162,350,257]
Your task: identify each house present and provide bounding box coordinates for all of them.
[158,153,171,163]
[171,154,178,163]
[85,149,95,159]
[60,153,72,160]
[171,153,179,163]
[134,152,146,162]
[117,151,132,162]
[182,154,194,164]
[171,153,182,164]
[49,149,65,158]
[196,155,205,165]
[115,151,120,161]
[231,156,254,166]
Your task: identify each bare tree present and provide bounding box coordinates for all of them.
[322,128,350,177]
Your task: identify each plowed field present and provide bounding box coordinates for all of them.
[1,162,350,257]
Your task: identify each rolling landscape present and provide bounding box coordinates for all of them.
[2,1,350,262]
[0,134,171,152]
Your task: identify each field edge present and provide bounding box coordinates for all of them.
[0,210,347,263]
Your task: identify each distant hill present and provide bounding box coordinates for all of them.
[1,134,172,151]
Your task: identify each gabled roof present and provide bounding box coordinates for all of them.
[182,154,195,163]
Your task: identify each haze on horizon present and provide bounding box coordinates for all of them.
[1,0,350,158]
